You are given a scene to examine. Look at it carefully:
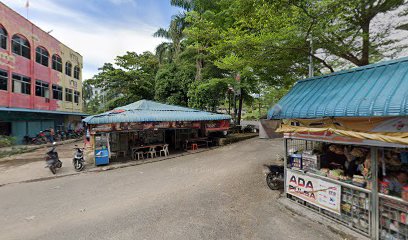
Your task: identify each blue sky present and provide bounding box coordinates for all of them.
[2,0,180,79]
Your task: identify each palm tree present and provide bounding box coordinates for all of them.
[153,14,186,61]
[155,42,174,65]
[170,0,194,10]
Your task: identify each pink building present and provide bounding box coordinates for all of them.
[0,2,86,143]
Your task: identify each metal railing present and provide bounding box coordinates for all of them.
[287,172,371,236]
[286,138,318,154]
[379,194,408,240]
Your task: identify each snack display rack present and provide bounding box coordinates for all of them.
[379,194,408,240]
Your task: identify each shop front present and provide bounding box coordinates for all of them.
[282,129,408,239]
[84,100,231,165]
[268,58,408,240]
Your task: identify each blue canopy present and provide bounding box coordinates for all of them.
[83,100,231,124]
[268,57,408,119]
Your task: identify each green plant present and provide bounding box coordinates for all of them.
[0,135,16,148]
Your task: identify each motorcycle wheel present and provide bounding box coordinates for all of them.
[266,172,283,190]
[74,161,84,172]
[56,160,62,168]
[49,166,56,174]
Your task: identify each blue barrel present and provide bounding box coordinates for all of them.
[95,148,109,166]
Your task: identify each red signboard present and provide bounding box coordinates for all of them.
[205,120,230,132]
[90,120,229,134]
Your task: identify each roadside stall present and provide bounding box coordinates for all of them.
[83,100,231,165]
[268,58,408,240]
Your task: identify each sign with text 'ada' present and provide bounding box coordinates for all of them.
[286,169,341,214]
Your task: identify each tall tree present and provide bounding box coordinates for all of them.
[88,51,159,110]
[289,0,408,67]
[188,78,233,111]
[154,62,196,106]
[153,14,187,62]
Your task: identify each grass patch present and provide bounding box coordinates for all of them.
[0,147,38,159]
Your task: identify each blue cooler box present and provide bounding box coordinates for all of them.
[95,148,109,166]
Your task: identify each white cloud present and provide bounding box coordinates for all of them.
[34,19,162,80]
[109,0,137,6]
[2,0,164,80]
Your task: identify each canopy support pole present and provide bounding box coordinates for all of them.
[284,138,288,195]
[370,147,379,240]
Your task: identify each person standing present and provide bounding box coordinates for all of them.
[48,128,55,143]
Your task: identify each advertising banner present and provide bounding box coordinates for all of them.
[286,169,341,214]
[90,124,112,133]
[206,120,230,132]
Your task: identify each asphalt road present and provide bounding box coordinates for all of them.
[0,138,342,240]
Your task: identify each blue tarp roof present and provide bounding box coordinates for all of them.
[268,57,408,119]
[83,100,231,124]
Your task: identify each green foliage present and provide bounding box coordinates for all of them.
[86,0,407,117]
[262,86,291,110]
[0,135,16,148]
[154,63,196,106]
[285,0,408,66]
[86,51,159,111]
[188,78,232,111]
[153,13,187,63]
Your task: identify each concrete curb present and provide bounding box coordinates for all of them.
[0,137,258,187]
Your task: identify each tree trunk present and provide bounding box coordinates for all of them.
[233,93,237,124]
[258,100,261,118]
[237,89,243,125]
[228,92,231,115]
[361,21,370,66]
[195,54,203,81]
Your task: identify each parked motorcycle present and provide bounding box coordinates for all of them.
[57,130,66,141]
[37,131,48,144]
[264,164,284,190]
[23,135,35,145]
[45,143,62,174]
[72,145,85,172]
[23,133,45,145]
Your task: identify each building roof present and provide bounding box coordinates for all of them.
[0,107,88,116]
[83,100,231,124]
[268,57,408,119]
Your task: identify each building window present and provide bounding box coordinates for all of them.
[74,66,80,79]
[52,54,62,72]
[74,91,80,103]
[52,85,63,100]
[12,35,30,59]
[0,26,7,50]
[35,80,49,98]
[65,88,73,102]
[0,69,7,91]
[65,62,72,76]
[12,73,31,94]
[35,47,49,67]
